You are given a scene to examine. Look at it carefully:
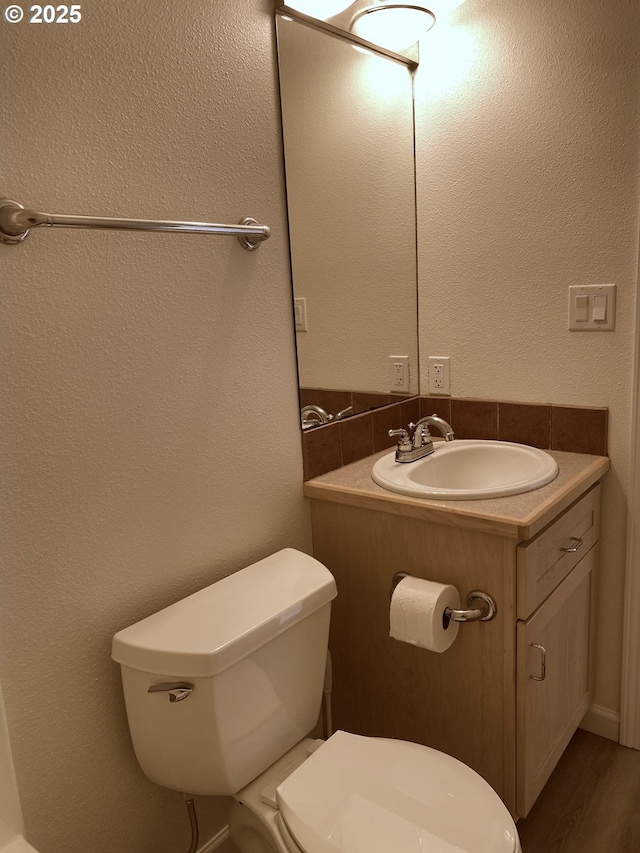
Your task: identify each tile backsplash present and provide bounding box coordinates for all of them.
[301,396,608,481]
[300,387,412,418]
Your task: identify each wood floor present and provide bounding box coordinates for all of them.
[517,728,640,852]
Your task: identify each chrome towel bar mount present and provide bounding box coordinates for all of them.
[0,197,271,251]
[389,572,497,625]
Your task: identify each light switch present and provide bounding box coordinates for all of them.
[593,294,607,322]
[575,294,589,322]
[294,297,308,332]
[568,284,616,331]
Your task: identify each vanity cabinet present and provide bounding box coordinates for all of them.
[304,452,607,819]
[516,486,600,816]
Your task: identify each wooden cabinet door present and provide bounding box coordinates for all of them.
[516,547,594,817]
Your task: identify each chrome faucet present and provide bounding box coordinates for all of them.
[301,404,330,429]
[301,404,354,430]
[412,414,455,445]
[388,414,455,463]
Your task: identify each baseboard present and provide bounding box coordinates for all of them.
[197,825,235,853]
[580,703,620,742]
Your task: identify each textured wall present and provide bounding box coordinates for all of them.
[414,0,639,714]
[0,2,310,852]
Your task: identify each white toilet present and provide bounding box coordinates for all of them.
[112,548,521,853]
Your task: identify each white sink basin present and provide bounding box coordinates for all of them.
[371,440,558,500]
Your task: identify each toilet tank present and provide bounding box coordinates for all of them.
[111,549,337,796]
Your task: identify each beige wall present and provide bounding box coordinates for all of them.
[414,0,639,716]
[0,2,310,852]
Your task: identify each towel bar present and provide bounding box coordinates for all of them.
[0,197,270,251]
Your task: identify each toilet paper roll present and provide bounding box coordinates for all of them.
[389,576,460,653]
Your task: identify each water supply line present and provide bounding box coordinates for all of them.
[322,650,333,739]
[182,793,199,853]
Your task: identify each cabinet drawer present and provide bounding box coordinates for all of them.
[517,484,600,619]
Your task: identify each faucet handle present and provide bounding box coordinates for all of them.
[388,428,412,451]
[335,405,354,421]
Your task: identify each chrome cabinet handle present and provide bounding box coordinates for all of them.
[560,536,584,553]
[529,644,546,681]
[147,682,194,702]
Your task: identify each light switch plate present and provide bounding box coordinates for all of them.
[294,297,307,332]
[568,284,616,331]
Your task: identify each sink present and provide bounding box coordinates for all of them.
[371,440,558,500]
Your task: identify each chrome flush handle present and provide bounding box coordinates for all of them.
[147,682,194,702]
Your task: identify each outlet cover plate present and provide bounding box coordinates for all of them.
[389,355,410,393]
[428,356,451,395]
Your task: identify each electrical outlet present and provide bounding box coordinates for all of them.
[389,355,410,393]
[428,356,451,395]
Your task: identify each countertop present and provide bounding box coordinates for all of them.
[303,447,610,540]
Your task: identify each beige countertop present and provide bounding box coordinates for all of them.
[303,447,610,540]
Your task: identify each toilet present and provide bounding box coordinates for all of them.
[112,549,521,853]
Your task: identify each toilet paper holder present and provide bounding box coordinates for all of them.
[389,573,497,624]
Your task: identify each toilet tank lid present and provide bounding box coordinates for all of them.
[111,549,337,677]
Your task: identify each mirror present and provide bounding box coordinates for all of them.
[276,14,419,429]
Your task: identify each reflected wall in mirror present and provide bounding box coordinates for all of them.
[276,15,419,429]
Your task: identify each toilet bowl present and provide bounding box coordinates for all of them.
[111,548,521,853]
[229,732,520,853]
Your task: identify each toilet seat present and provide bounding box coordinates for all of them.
[276,731,518,853]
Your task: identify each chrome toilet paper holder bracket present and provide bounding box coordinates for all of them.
[389,572,497,624]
